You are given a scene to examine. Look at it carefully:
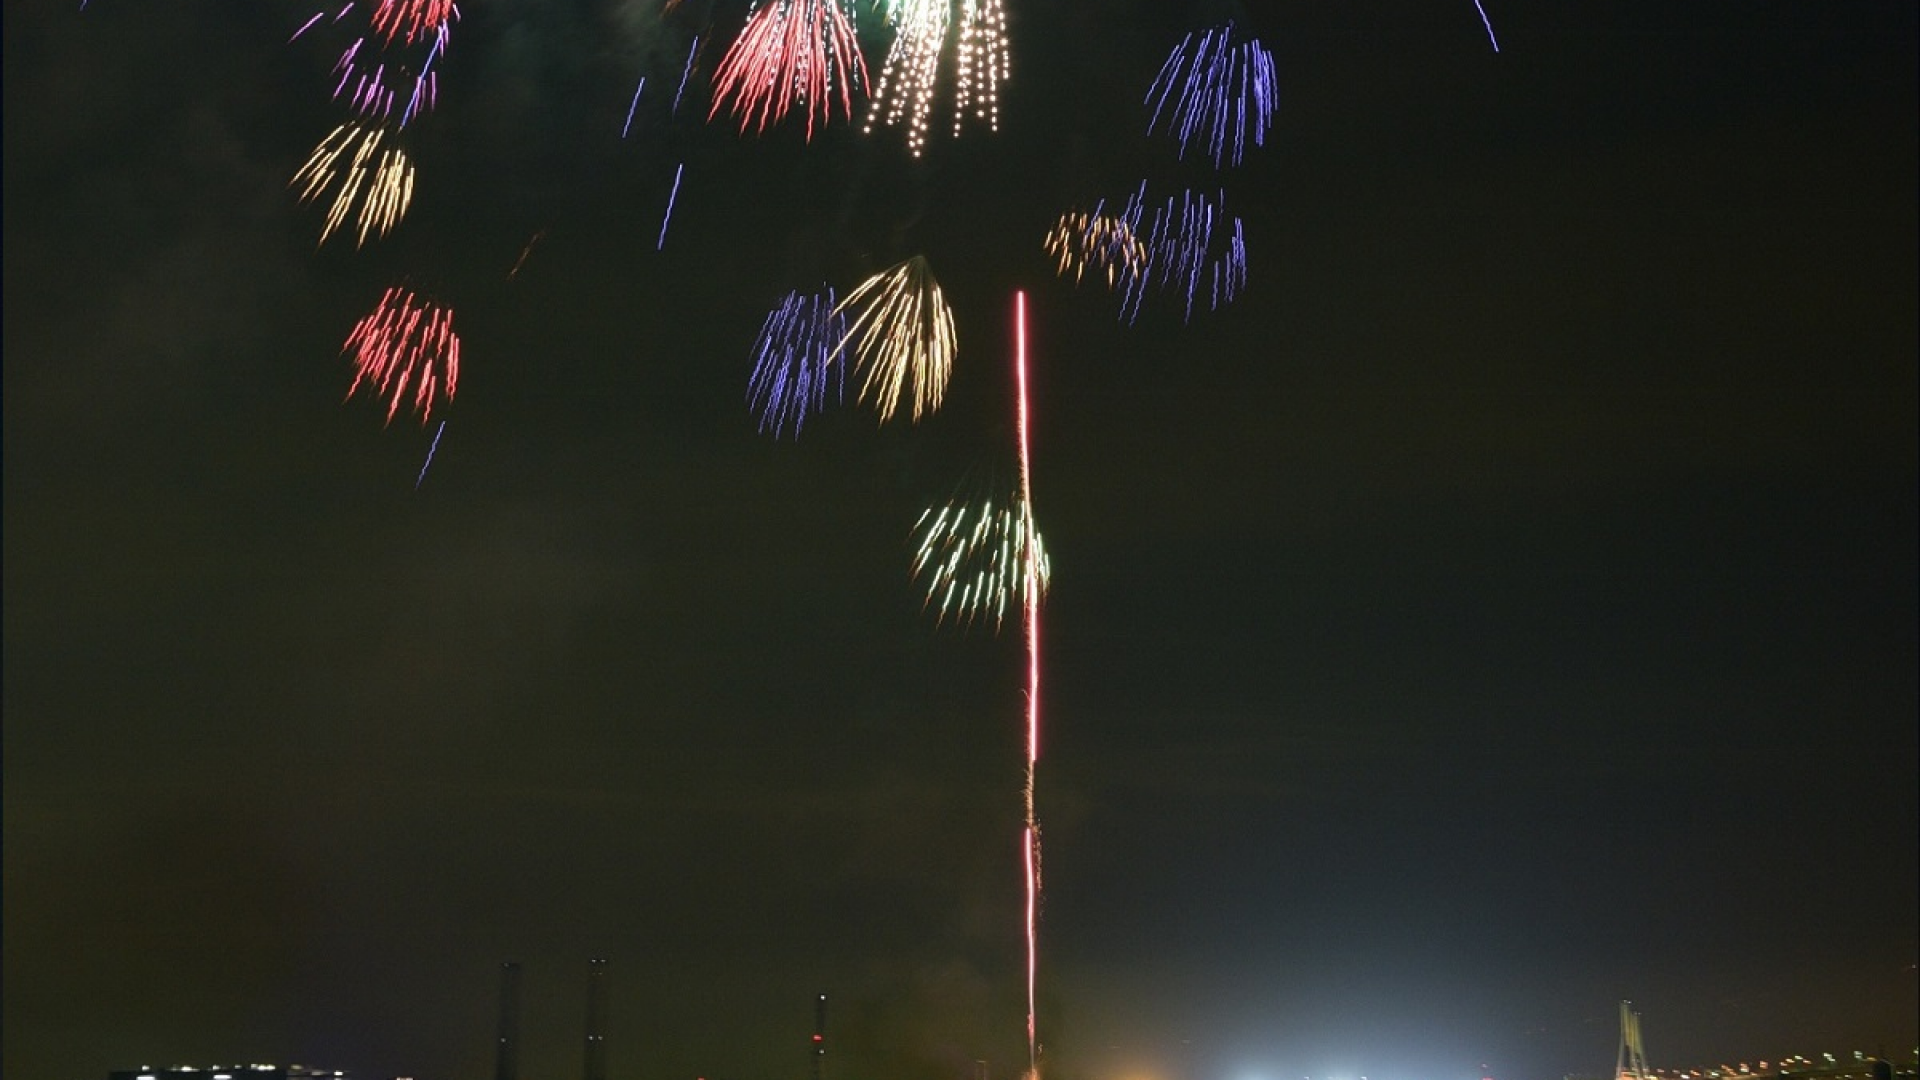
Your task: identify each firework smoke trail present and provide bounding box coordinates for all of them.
[1043,207,1147,290]
[709,0,867,140]
[1013,290,1042,1078]
[950,0,1009,137]
[748,287,847,438]
[832,256,956,423]
[1113,183,1247,323]
[863,0,949,157]
[1473,0,1501,52]
[623,76,647,137]
[910,497,1048,631]
[415,420,446,488]
[292,122,415,247]
[658,163,685,249]
[1145,22,1277,168]
[508,230,546,280]
[342,286,460,425]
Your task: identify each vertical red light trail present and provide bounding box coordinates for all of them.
[1013,289,1041,1079]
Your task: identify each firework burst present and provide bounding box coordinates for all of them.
[1044,207,1148,290]
[1116,183,1248,323]
[832,257,956,423]
[342,286,460,425]
[331,31,443,126]
[709,0,867,140]
[1145,22,1277,168]
[292,122,415,247]
[747,286,847,438]
[370,0,458,45]
[910,495,1049,631]
[863,0,948,156]
[950,0,1009,137]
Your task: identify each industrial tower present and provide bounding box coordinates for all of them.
[585,959,610,1080]
[811,992,828,1080]
[495,962,523,1080]
[1616,999,1651,1080]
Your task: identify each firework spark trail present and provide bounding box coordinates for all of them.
[370,0,457,45]
[342,286,460,425]
[1013,289,1042,1079]
[950,0,1009,137]
[290,3,354,43]
[832,256,956,423]
[1114,184,1248,323]
[863,0,949,157]
[709,0,867,140]
[658,163,685,249]
[332,36,440,125]
[909,497,1049,630]
[415,420,447,488]
[292,122,415,247]
[747,287,847,438]
[1145,22,1277,168]
[1043,207,1147,290]
[623,76,647,137]
[1473,0,1501,52]
[507,230,546,280]
[672,35,700,115]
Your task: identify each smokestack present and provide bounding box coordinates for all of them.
[495,962,522,1080]
[811,992,827,1080]
[584,958,609,1080]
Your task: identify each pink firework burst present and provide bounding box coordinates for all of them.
[709,0,867,140]
[342,286,460,425]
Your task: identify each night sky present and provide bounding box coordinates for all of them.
[4,2,1916,1080]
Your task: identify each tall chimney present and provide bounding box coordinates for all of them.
[584,958,609,1080]
[495,961,522,1080]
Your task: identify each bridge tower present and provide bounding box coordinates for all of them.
[1615,999,1650,1080]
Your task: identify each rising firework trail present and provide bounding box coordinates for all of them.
[1013,289,1042,1079]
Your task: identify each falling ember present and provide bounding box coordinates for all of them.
[1013,290,1042,1079]
[1472,0,1501,52]
[415,420,447,488]
[291,122,415,247]
[342,286,460,425]
[622,76,646,137]
[832,256,956,423]
[658,162,685,249]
